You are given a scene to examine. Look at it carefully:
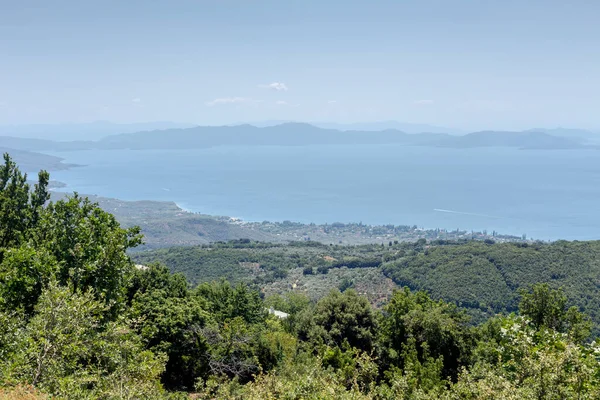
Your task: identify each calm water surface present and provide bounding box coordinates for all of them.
[47,145,600,241]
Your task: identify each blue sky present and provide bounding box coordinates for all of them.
[1,0,599,130]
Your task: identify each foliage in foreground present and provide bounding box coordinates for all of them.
[1,154,600,399]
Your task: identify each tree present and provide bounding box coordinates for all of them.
[519,283,591,342]
[264,292,311,334]
[338,277,354,292]
[195,281,265,325]
[128,265,210,390]
[129,263,188,300]
[302,265,314,275]
[130,288,209,390]
[199,317,260,381]
[463,314,600,399]
[0,245,58,315]
[378,287,474,381]
[4,282,168,399]
[34,194,143,314]
[0,153,49,252]
[299,289,376,352]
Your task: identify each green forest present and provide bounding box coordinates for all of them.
[2,154,600,399]
[135,238,600,332]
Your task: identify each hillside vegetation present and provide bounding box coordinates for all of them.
[135,238,600,334]
[382,241,600,325]
[2,154,600,399]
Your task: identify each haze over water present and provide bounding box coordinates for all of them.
[48,145,600,241]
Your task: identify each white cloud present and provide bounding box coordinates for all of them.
[205,97,258,106]
[327,100,338,104]
[131,98,144,108]
[259,82,288,91]
[414,99,434,105]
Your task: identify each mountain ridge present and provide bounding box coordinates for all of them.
[0,123,595,154]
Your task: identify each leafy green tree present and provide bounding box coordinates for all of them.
[4,282,168,399]
[199,317,260,381]
[299,289,376,352]
[264,292,311,334]
[0,155,142,319]
[0,246,57,315]
[378,287,474,381]
[0,153,49,252]
[0,310,25,382]
[338,277,355,292]
[195,280,265,325]
[252,318,298,373]
[130,283,209,390]
[129,263,188,300]
[375,339,446,399]
[519,283,591,342]
[196,354,374,400]
[459,315,600,400]
[321,345,378,392]
[35,194,142,314]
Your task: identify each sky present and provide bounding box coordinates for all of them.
[1,0,600,131]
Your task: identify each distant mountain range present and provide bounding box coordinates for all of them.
[243,120,466,135]
[435,130,589,149]
[0,123,598,163]
[525,128,600,144]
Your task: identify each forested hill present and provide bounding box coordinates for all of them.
[381,240,600,328]
[3,154,600,399]
[133,239,600,333]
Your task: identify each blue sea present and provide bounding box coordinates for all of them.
[47,145,600,241]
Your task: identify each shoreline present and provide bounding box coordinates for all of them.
[45,183,542,245]
[167,201,531,244]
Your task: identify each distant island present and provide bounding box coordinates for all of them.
[0,123,599,158]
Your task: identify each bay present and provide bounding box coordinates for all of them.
[47,144,600,241]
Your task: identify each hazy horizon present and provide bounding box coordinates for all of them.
[2,1,600,131]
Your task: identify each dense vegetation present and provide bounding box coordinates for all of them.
[132,240,393,286]
[135,238,600,333]
[382,240,600,330]
[2,154,600,399]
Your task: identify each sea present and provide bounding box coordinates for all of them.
[46,145,600,241]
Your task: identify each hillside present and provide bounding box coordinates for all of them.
[134,239,600,333]
[132,240,397,305]
[382,240,600,326]
[0,147,76,172]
